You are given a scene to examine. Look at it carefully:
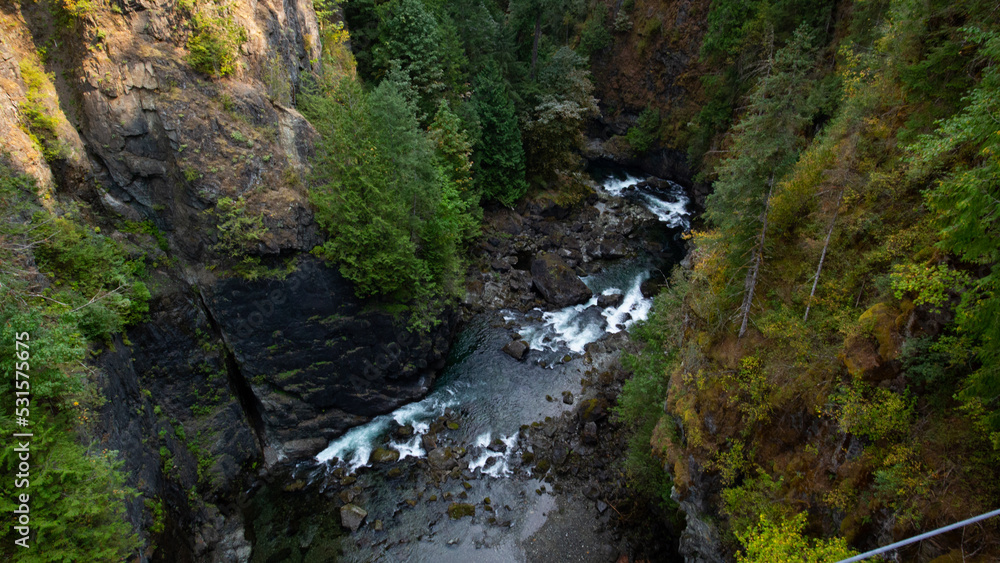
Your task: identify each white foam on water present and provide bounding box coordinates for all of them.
[517,268,657,354]
[315,417,388,470]
[390,435,425,461]
[468,451,493,472]
[315,393,458,472]
[539,298,605,353]
[598,173,691,228]
[601,174,644,196]
[468,433,518,477]
[603,271,653,333]
[639,191,690,228]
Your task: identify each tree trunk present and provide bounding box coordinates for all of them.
[738,174,775,339]
[803,188,845,322]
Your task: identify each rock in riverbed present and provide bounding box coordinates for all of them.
[503,339,530,360]
[370,448,400,463]
[340,504,367,532]
[448,503,476,519]
[531,252,592,307]
[597,292,625,309]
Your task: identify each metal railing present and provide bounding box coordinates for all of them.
[836,508,1000,562]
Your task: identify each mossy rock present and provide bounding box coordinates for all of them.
[448,503,475,519]
[858,302,902,361]
[370,447,400,464]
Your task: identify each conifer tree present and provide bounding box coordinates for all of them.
[472,61,528,206]
[704,26,821,336]
[910,27,1000,442]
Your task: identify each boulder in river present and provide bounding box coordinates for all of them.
[448,503,476,519]
[340,504,367,532]
[421,433,437,451]
[370,447,400,463]
[530,252,592,307]
[428,447,457,470]
[502,339,530,360]
[597,292,625,309]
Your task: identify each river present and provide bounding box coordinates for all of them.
[245,166,690,562]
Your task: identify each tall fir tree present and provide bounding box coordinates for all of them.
[472,60,528,206]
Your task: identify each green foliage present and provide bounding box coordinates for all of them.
[577,3,612,57]
[872,444,934,527]
[724,355,772,427]
[630,0,1000,552]
[721,468,788,536]
[428,99,476,200]
[691,0,836,171]
[616,269,688,504]
[890,263,969,311]
[33,217,150,340]
[0,162,140,561]
[831,383,913,441]
[908,27,1000,438]
[207,196,270,280]
[0,430,139,561]
[186,6,247,77]
[145,497,166,535]
[704,26,824,305]
[522,48,598,184]
[625,107,660,154]
[18,59,66,162]
[472,61,528,206]
[736,512,856,562]
[301,69,475,325]
[120,220,170,252]
[372,0,447,109]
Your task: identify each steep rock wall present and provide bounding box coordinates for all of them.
[204,257,456,459]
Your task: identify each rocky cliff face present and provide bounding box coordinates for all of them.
[203,257,455,459]
[0,0,456,558]
[586,0,712,205]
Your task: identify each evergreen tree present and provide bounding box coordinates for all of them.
[472,61,528,206]
[429,99,476,202]
[704,26,821,336]
[522,47,598,183]
[373,0,447,111]
[910,27,1000,443]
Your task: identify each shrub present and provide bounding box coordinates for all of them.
[830,383,913,441]
[0,162,140,560]
[186,8,247,77]
[18,59,67,162]
[625,107,661,154]
[736,512,856,562]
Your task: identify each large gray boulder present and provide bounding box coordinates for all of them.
[530,252,592,307]
[340,504,368,532]
[502,339,529,360]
